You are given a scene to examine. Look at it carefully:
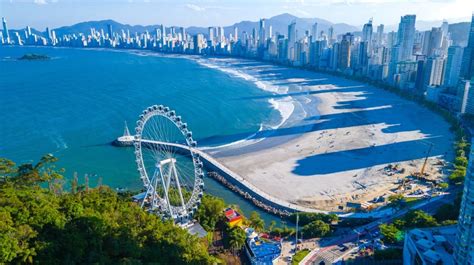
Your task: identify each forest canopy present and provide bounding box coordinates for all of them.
[0,155,216,264]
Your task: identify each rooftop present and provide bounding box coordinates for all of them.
[406,225,456,265]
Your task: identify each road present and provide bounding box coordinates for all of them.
[300,189,459,264]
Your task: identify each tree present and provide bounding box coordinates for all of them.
[403,210,438,228]
[227,227,246,254]
[388,194,405,209]
[301,220,330,238]
[268,220,276,232]
[289,212,338,226]
[0,155,217,264]
[379,224,403,244]
[437,182,449,190]
[449,167,466,184]
[249,211,265,232]
[195,194,225,232]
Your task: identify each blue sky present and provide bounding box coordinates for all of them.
[1,0,472,30]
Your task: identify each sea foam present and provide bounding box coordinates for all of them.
[195,58,296,150]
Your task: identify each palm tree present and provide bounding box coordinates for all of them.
[229,227,246,255]
[269,220,276,232]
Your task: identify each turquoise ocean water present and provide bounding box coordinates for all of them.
[0,46,283,223]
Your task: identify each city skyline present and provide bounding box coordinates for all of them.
[1,0,473,30]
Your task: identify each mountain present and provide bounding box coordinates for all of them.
[9,14,468,45]
[448,22,471,46]
[10,13,359,39]
[222,13,358,37]
[53,19,161,36]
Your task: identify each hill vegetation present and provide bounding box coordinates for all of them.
[0,155,217,264]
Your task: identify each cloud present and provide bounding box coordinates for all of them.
[33,0,48,4]
[185,4,206,12]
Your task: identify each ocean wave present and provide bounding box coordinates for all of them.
[195,58,296,151]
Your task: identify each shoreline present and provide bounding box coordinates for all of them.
[187,57,454,212]
[5,45,456,213]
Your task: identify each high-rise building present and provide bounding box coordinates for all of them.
[444,46,464,87]
[287,21,297,61]
[107,24,113,39]
[461,14,474,80]
[338,33,353,70]
[160,24,166,45]
[208,27,215,46]
[454,135,474,264]
[46,27,52,41]
[362,18,373,54]
[311,22,318,42]
[396,15,416,61]
[427,27,443,57]
[2,17,10,44]
[376,24,384,46]
[328,26,334,46]
[218,27,225,43]
[193,34,204,53]
[233,27,238,42]
[441,21,449,38]
[258,19,266,47]
[423,56,445,89]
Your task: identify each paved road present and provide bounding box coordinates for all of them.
[300,189,459,264]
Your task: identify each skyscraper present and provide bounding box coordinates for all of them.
[338,33,353,70]
[454,136,474,264]
[208,27,215,46]
[376,24,384,46]
[311,22,318,42]
[362,19,373,54]
[396,15,416,61]
[258,19,266,47]
[2,17,10,44]
[233,27,238,42]
[328,26,334,45]
[287,21,297,61]
[461,14,474,80]
[423,56,445,88]
[107,24,113,39]
[444,46,464,87]
[427,27,443,57]
[160,24,166,45]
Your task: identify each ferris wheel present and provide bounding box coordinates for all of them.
[134,105,204,223]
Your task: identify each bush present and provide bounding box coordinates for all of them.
[301,220,331,238]
[379,224,403,244]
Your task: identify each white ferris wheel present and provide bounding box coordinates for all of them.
[134,105,204,223]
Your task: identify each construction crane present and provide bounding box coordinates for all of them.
[420,143,434,176]
[412,143,434,179]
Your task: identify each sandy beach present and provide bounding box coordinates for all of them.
[198,57,454,212]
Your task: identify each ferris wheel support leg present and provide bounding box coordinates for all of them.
[159,164,174,217]
[170,159,187,213]
[141,167,159,209]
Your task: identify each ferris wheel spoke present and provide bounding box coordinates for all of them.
[135,105,203,223]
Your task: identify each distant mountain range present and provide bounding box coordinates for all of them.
[10,13,471,46]
[47,13,359,38]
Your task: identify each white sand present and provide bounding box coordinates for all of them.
[198,58,455,211]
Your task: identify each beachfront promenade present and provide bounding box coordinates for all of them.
[139,139,327,214]
[133,138,395,219]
